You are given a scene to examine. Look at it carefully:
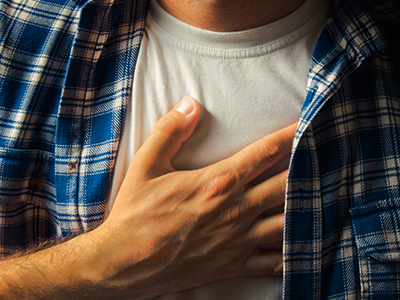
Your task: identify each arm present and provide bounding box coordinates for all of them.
[0,232,107,299]
[0,97,296,300]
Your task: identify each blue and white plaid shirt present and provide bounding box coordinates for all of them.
[1,0,399,298]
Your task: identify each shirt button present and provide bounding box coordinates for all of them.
[28,178,44,193]
[68,162,76,170]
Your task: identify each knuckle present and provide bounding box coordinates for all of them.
[258,139,284,164]
[218,209,241,231]
[203,169,238,199]
[263,257,284,277]
[154,111,183,136]
[272,259,283,276]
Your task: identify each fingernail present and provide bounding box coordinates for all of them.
[175,97,194,115]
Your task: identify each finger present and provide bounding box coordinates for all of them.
[220,123,297,186]
[133,97,201,177]
[242,248,283,277]
[244,170,288,216]
[246,213,284,246]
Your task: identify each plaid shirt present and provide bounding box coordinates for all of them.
[0,0,399,298]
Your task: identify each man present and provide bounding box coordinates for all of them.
[0,0,399,299]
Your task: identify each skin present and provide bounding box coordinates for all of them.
[0,0,304,298]
[0,97,296,299]
[156,0,306,32]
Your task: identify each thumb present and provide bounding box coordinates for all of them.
[134,97,200,177]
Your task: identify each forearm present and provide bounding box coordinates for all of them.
[0,100,293,299]
[0,231,106,300]
[0,222,180,300]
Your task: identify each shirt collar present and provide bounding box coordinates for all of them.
[295,0,387,142]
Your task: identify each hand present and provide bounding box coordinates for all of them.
[0,97,296,300]
[95,97,297,299]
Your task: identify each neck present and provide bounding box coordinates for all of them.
[156,0,307,32]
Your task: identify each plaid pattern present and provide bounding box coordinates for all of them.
[1,0,400,299]
[0,0,147,251]
[284,0,400,299]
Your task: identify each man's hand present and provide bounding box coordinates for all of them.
[96,97,296,298]
[0,97,297,300]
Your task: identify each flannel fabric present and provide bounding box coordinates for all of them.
[0,0,147,244]
[0,0,400,299]
[284,0,400,299]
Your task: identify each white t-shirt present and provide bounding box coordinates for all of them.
[108,0,331,298]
